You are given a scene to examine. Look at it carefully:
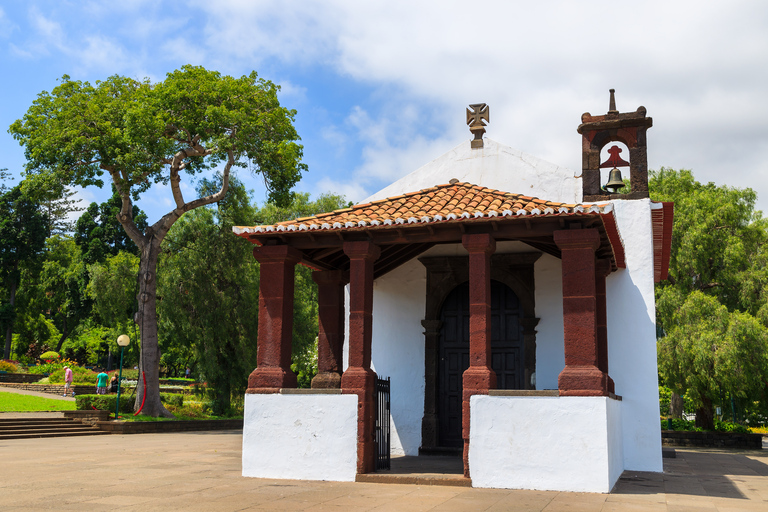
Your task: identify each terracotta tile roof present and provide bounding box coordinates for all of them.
[234,181,610,235]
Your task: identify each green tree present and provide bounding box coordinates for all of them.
[0,168,14,194]
[74,187,148,265]
[157,178,260,415]
[87,251,140,333]
[11,65,306,416]
[37,236,88,351]
[652,168,768,429]
[0,185,49,359]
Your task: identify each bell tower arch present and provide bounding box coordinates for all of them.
[578,89,653,201]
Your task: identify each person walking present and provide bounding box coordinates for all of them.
[63,366,74,397]
[96,370,108,395]
[110,373,119,393]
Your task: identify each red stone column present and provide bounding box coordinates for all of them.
[311,270,347,389]
[341,241,380,474]
[247,245,301,393]
[595,258,615,394]
[554,228,608,396]
[461,233,497,478]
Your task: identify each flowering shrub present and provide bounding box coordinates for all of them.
[28,357,78,375]
[39,351,60,361]
[0,360,19,372]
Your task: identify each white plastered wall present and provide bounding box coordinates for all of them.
[532,253,565,390]
[469,395,624,493]
[369,259,427,456]
[363,139,581,205]
[242,393,358,481]
[604,199,663,472]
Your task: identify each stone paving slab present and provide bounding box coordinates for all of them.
[2,431,768,511]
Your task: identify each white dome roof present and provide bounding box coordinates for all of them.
[363,138,581,205]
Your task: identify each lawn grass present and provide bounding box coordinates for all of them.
[0,391,77,412]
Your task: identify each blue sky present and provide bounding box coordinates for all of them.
[1,1,767,222]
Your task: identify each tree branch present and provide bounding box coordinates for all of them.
[169,143,215,209]
[103,165,146,249]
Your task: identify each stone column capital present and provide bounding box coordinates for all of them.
[461,233,496,254]
[421,319,443,335]
[343,241,381,261]
[312,269,349,286]
[252,244,302,264]
[520,317,540,335]
[595,258,611,278]
[553,229,600,251]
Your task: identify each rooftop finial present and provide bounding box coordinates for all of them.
[608,89,618,114]
[466,103,489,149]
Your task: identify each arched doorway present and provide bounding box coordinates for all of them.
[437,280,525,448]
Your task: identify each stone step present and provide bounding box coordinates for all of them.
[0,418,71,424]
[0,426,103,435]
[355,473,472,487]
[0,416,111,440]
[0,422,93,431]
[0,429,111,440]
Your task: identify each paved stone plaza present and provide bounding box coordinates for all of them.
[2,430,768,511]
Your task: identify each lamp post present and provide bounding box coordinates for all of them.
[115,335,130,419]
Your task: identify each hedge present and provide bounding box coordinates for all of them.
[49,367,98,384]
[76,393,184,413]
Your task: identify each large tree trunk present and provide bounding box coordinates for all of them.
[695,396,715,431]
[134,238,173,418]
[55,319,69,352]
[3,279,17,360]
[669,392,684,419]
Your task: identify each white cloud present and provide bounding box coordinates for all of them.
[0,7,17,39]
[4,0,768,214]
[185,1,768,208]
[314,176,368,205]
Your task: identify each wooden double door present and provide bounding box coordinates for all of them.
[437,280,525,448]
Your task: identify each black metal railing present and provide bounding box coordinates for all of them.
[375,376,391,470]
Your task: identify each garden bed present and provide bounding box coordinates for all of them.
[661,430,763,449]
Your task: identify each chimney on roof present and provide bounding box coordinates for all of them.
[577,89,653,201]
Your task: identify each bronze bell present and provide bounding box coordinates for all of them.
[604,167,625,193]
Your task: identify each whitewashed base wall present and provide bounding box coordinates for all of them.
[469,395,624,493]
[242,393,358,482]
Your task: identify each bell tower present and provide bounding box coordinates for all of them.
[577,89,653,201]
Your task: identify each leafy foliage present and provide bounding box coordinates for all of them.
[0,360,19,372]
[157,179,260,415]
[0,185,49,359]
[652,169,768,429]
[10,65,308,417]
[661,417,751,434]
[49,365,97,384]
[87,251,139,328]
[74,187,147,265]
